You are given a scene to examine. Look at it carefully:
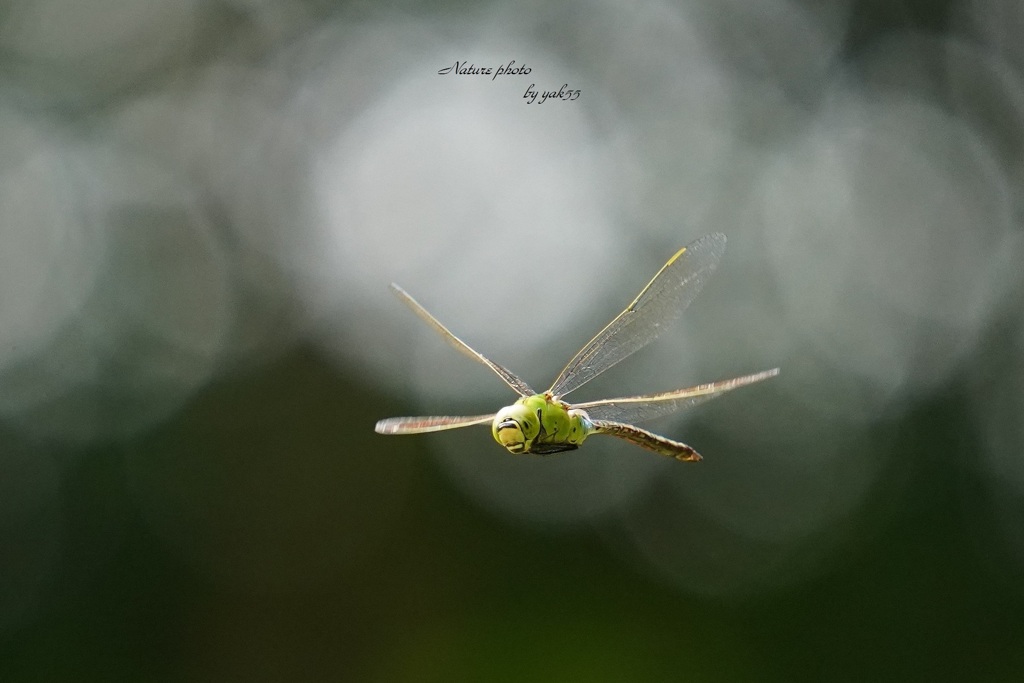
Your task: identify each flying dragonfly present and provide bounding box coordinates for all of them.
[375,233,778,461]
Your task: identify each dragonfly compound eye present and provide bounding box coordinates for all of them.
[492,403,540,454]
[494,417,526,453]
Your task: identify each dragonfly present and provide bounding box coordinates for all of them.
[375,233,778,461]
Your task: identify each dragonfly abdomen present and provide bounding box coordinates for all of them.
[591,420,701,461]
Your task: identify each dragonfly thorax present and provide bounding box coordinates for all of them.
[491,394,591,455]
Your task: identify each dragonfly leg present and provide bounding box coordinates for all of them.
[590,420,702,462]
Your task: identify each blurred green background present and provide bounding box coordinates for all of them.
[2,0,1024,681]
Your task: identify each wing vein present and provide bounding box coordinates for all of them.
[547,233,727,398]
[573,368,779,424]
[375,414,495,435]
[391,284,534,397]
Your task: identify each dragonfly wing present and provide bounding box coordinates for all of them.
[391,283,534,397]
[573,368,778,423]
[547,233,727,398]
[375,413,495,435]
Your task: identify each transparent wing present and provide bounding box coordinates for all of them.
[391,283,534,397]
[375,414,495,435]
[572,368,778,424]
[547,233,727,398]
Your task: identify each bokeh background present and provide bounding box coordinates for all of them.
[2,0,1024,680]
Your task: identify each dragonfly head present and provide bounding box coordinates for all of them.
[492,400,541,454]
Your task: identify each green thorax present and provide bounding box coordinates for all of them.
[491,394,592,455]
